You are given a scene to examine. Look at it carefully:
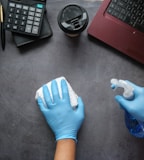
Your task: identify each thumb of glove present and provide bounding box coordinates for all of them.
[115,95,131,112]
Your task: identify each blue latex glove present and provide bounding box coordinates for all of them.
[115,80,144,122]
[37,79,85,141]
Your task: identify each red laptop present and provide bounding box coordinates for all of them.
[88,0,144,64]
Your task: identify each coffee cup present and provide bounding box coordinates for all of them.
[57,4,89,37]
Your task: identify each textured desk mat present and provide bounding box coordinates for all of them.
[0,0,144,160]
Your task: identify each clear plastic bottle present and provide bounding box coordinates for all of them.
[125,111,144,138]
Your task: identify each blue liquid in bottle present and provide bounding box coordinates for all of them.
[125,111,144,138]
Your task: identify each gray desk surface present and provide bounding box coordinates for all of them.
[0,0,144,160]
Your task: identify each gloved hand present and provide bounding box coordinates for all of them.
[115,80,144,122]
[37,79,85,141]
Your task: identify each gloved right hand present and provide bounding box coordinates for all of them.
[115,81,144,122]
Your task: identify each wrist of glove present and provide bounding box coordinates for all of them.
[37,79,85,141]
[115,80,144,122]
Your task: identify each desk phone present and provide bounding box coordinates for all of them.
[5,0,46,36]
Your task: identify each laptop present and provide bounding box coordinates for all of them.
[88,0,144,64]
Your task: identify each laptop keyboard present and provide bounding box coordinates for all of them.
[106,0,144,32]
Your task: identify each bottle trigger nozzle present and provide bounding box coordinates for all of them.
[110,78,134,99]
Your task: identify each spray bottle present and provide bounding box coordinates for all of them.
[111,78,144,138]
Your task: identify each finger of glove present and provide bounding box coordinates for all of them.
[51,80,60,102]
[115,95,131,112]
[125,80,143,96]
[37,97,47,112]
[76,97,85,117]
[43,85,53,106]
[61,79,70,103]
[125,80,140,90]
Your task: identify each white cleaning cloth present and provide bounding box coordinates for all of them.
[35,77,78,108]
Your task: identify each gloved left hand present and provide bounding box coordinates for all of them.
[37,79,85,141]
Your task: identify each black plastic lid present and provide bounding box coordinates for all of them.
[57,4,89,34]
